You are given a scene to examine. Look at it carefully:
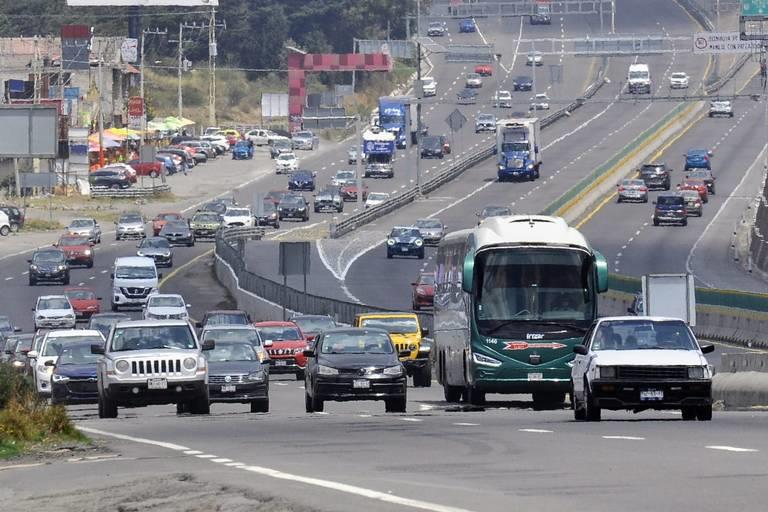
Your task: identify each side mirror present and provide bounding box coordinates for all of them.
[97,297,103,301]
[13,327,21,333]
[110,272,115,279]
[44,359,55,367]
[136,244,142,248]
[264,340,274,348]
[652,201,657,205]
[594,251,609,293]
[52,243,58,247]
[700,343,715,354]
[421,328,430,337]
[707,150,713,157]
[90,344,105,355]
[27,350,38,359]
[302,349,315,358]
[573,345,588,355]
[398,350,411,358]
[201,339,215,351]
[157,273,163,279]
[312,171,318,177]
[27,259,32,263]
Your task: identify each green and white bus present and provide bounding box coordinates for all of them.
[434,215,608,407]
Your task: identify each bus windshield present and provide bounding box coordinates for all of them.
[474,248,594,337]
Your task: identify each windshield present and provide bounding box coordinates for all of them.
[226,209,250,217]
[292,316,335,334]
[56,343,102,364]
[111,325,197,352]
[481,207,511,217]
[120,215,142,223]
[115,266,157,280]
[391,228,420,238]
[278,154,294,161]
[205,342,257,362]
[641,165,664,173]
[418,274,435,285]
[148,296,185,308]
[368,193,388,201]
[39,298,70,310]
[90,316,126,336]
[69,219,94,228]
[622,180,645,187]
[379,113,402,126]
[158,214,183,221]
[202,328,261,345]
[672,73,686,78]
[65,289,96,301]
[34,251,65,263]
[205,313,249,326]
[336,172,355,180]
[657,196,683,206]
[591,319,697,351]
[320,331,394,354]
[141,238,171,249]
[416,219,442,229]
[474,248,595,336]
[282,198,304,206]
[0,317,11,331]
[163,222,188,231]
[479,115,495,122]
[359,317,418,334]
[629,71,649,79]
[43,335,103,357]
[255,326,301,341]
[502,142,529,153]
[59,237,89,247]
[193,214,220,223]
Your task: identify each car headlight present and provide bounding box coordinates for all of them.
[498,164,504,171]
[137,251,145,256]
[383,365,403,376]
[472,352,502,367]
[418,344,432,352]
[38,364,53,374]
[599,366,616,379]
[150,288,159,295]
[387,239,395,246]
[688,366,706,379]
[246,371,265,382]
[58,265,67,271]
[12,361,24,368]
[84,249,92,256]
[527,164,534,169]
[115,360,130,373]
[298,207,306,212]
[36,315,44,320]
[30,264,38,270]
[52,374,69,384]
[408,344,417,351]
[65,314,75,319]
[318,365,338,376]
[414,239,424,247]
[183,357,197,370]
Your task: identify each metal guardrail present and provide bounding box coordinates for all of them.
[330,64,608,238]
[214,230,434,331]
[90,184,171,198]
[220,225,266,242]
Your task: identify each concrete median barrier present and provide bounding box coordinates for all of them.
[713,353,768,409]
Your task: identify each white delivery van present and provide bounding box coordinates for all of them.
[628,63,651,94]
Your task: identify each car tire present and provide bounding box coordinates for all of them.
[189,394,210,415]
[585,385,601,421]
[28,277,36,286]
[111,303,118,312]
[664,182,671,191]
[98,395,118,419]
[696,405,713,421]
[572,384,587,421]
[681,218,688,227]
[387,251,393,259]
[176,402,189,414]
[187,241,194,247]
[444,383,463,403]
[311,394,324,413]
[0,225,9,236]
[413,303,420,311]
[385,396,407,413]
[463,385,485,406]
[295,370,304,381]
[63,275,70,285]
[681,406,697,421]
[250,399,269,413]
[418,250,425,260]
[617,197,623,203]
[653,218,660,226]
[711,187,716,195]
[9,223,19,233]
[420,363,432,388]
[305,392,314,413]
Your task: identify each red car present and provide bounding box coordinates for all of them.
[678,179,709,203]
[64,287,101,320]
[152,212,184,236]
[474,64,492,76]
[253,321,308,380]
[411,272,435,310]
[340,181,369,202]
[55,235,94,268]
[128,159,163,178]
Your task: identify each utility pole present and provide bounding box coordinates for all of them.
[415,0,422,194]
[140,28,167,158]
[97,57,105,167]
[356,115,363,211]
[208,8,226,128]
[169,22,198,120]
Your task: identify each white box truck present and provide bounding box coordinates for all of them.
[641,273,696,326]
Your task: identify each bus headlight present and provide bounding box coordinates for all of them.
[472,352,502,368]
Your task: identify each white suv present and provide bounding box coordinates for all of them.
[144,293,190,321]
[92,319,214,418]
[571,316,714,422]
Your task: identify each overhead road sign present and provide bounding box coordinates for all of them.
[693,32,761,53]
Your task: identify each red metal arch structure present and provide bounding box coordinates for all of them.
[287,51,392,130]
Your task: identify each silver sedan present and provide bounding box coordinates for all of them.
[616,179,649,203]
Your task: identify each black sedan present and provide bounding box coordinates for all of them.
[457,88,478,105]
[204,340,270,413]
[28,247,70,285]
[278,195,310,222]
[159,221,195,247]
[287,170,317,192]
[88,169,131,189]
[255,201,280,228]
[304,328,407,413]
[136,237,174,267]
[513,75,533,91]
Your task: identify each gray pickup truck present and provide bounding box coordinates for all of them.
[91,319,214,418]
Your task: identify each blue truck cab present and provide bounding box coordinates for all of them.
[684,148,712,170]
[496,118,541,181]
[459,19,476,33]
[378,96,416,149]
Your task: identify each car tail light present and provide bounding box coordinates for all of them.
[640,187,648,192]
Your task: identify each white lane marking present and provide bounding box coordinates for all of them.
[77,427,189,452]
[453,422,480,426]
[212,458,233,463]
[0,462,45,472]
[89,276,95,280]
[100,270,108,274]
[519,428,553,433]
[225,462,246,467]
[400,417,423,422]
[275,382,288,386]
[358,414,372,418]
[686,143,768,287]
[184,450,203,455]
[22,271,28,275]
[706,446,759,453]
[602,436,645,441]
[196,454,218,459]
[4,277,12,281]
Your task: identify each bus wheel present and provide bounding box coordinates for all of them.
[463,386,485,406]
[443,385,463,403]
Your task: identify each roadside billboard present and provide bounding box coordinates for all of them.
[0,106,58,158]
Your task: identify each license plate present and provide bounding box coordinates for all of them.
[353,379,370,389]
[640,389,664,401]
[527,373,543,381]
[147,378,167,390]
[221,385,236,393]
[275,360,287,366]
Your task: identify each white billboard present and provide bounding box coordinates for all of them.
[67,1,218,6]
[693,32,761,54]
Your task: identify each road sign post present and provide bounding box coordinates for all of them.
[278,241,311,320]
[445,108,467,156]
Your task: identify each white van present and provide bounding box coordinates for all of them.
[628,63,651,94]
[111,256,161,311]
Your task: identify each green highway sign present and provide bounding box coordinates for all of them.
[743,0,768,17]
